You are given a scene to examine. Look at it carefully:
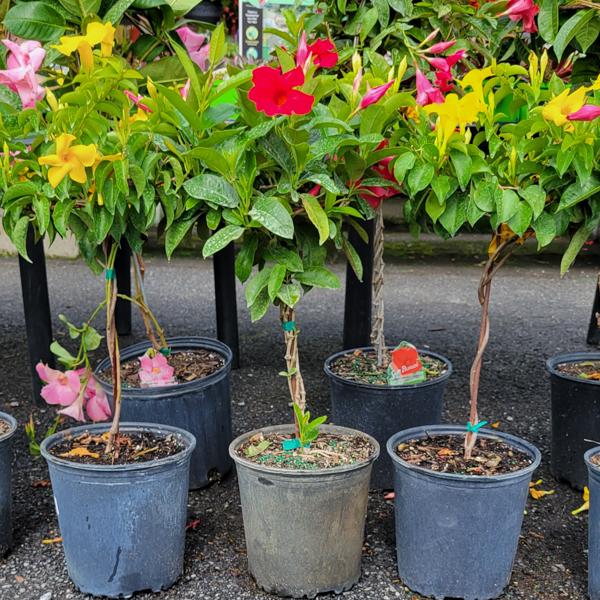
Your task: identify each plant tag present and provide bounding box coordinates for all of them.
[282,438,311,451]
[387,342,426,386]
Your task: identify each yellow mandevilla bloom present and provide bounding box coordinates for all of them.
[38,134,99,188]
[542,86,587,128]
[54,22,116,70]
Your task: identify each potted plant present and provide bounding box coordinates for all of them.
[382,57,600,598]
[0,23,201,597]
[169,16,412,595]
[0,411,17,556]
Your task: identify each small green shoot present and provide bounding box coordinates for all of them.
[293,403,327,447]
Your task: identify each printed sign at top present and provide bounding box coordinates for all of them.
[239,0,314,62]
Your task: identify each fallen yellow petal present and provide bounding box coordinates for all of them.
[42,537,62,544]
[59,447,99,459]
[572,486,590,515]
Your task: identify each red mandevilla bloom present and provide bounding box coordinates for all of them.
[499,0,539,33]
[248,65,315,116]
[307,39,339,69]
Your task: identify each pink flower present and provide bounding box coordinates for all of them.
[0,39,45,109]
[59,399,85,422]
[296,31,310,70]
[360,80,395,109]
[434,69,455,93]
[425,40,456,54]
[567,105,600,121]
[180,79,191,100]
[499,0,539,33]
[425,49,466,72]
[416,68,444,106]
[124,90,152,113]
[139,350,175,387]
[359,140,400,208]
[36,363,81,407]
[84,378,111,421]
[177,26,210,71]
[307,39,338,69]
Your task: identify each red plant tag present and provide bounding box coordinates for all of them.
[391,346,422,376]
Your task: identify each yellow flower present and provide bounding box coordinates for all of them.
[529,479,555,500]
[572,486,590,516]
[54,22,115,69]
[38,133,99,188]
[541,87,586,127]
[129,108,149,123]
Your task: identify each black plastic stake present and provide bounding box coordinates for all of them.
[343,219,375,350]
[213,242,240,368]
[587,274,600,345]
[115,242,132,336]
[19,227,54,404]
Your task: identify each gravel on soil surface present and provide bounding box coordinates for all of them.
[0,253,596,600]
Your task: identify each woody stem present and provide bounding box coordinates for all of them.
[371,204,386,367]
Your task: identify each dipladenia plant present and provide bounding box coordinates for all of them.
[169,12,413,440]
[398,52,600,457]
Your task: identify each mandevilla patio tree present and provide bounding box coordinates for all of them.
[399,54,600,457]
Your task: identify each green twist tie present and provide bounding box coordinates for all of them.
[159,347,172,357]
[105,268,115,280]
[466,420,488,433]
[282,321,296,332]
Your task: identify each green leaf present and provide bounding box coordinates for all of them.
[165,217,196,258]
[103,0,136,22]
[558,177,600,211]
[209,22,226,66]
[184,174,241,208]
[202,225,244,258]
[519,185,546,220]
[302,195,329,245]
[114,160,129,195]
[129,165,146,198]
[249,197,294,239]
[561,217,600,275]
[342,237,363,281]
[474,179,501,212]
[277,282,302,307]
[532,212,556,248]
[58,0,101,17]
[249,288,271,322]
[235,236,258,283]
[50,341,76,366]
[265,247,304,272]
[295,267,340,289]
[11,216,31,261]
[426,194,445,223]
[246,267,273,307]
[3,182,37,204]
[393,152,416,183]
[575,16,600,53]
[373,0,389,27]
[431,176,454,204]
[450,151,472,190]
[497,189,520,223]
[407,163,434,196]
[32,196,50,236]
[438,195,467,236]
[4,2,66,41]
[268,264,286,301]
[538,0,559,43]
[82,326,102,351]
[507,202,533,237]
[553,9,595,61]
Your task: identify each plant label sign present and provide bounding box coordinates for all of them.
[387,342,426,386]
[239,0,314,62]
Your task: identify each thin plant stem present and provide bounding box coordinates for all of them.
[370,204,386,366]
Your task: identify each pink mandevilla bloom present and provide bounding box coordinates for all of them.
[0,39,45,109]
[180,79,191,101]
[425,40,456,54]
[567,105,600,121]
[36,363,81,407]
[84,377,111,421]
[124,90,152,113]
[499,0,539,33]
[415,68,444,106]
[177,26,210,71]
[139,350,175,387]
[360,80,395,109]
[296,31,310,70]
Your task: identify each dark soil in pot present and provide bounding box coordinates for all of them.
[95,336,233,489]
[41,422,195,599]
[0,412,16,556]
[387,424,541,600]
[230,424,379,599]
[325,347,452,489]
[547,352,600,490]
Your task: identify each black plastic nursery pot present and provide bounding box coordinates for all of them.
[324,347,452,489]
[186,0,224,24]
[585,446,600,599]
[387,424,541,600]
[95,336,233,489]
[547,352,600,490]
[229,424,379,599]
[41,422,195,599]
[0,411,17,556]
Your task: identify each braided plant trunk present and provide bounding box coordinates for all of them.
[464,236,518,459]
[280,304,306,438]
[370,204,386,368]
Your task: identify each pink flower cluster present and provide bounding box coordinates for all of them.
[0,40,45,109]
[138,350,175,387]
[177,26,210,71]
[359,140,400,209]
[500,0,539,34]
[36,364,111,422]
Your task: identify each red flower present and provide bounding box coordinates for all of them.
[499,0,539,33]
[434,69,455,93]
[359,141,400,208]
[307,39,338,69]
[248,66,315,116]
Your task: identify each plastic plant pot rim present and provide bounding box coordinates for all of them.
[323,347,453,391]
[386,424,541,484]
[40,422,196,473]
[584,446,600,473]
[94,336,233,399]
[0,411,17,443]
[229,423,380,478]
[545,352,600,387]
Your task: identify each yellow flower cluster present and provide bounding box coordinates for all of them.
[54,22,115,70]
